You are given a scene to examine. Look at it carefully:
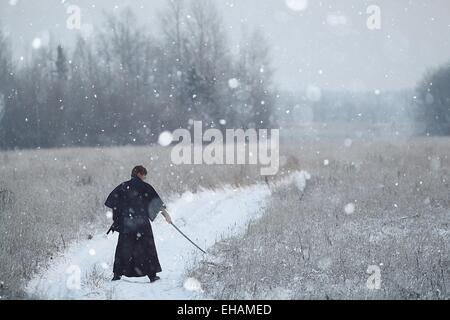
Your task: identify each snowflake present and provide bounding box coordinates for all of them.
[228,78,240,89]
[285,0,308,12]
[344,203,355,214]
[32,38,42,49]
[158,131,173,147]
[183,277,202,291]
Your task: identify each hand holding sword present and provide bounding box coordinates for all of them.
[160,207,173,224]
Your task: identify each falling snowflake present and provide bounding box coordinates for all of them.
[323,159,329,166]
[9,0,18,6]
[219,119,227,125]
[32,38,42,49]
[106,211,113,219]
[183,277,202,291]
[344,203,355,214]
[88,249,96,256]
[285,0,308,12]
[158,131,173,147]
[228,78,240,89]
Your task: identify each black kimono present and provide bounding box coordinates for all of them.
[105,177,166,278]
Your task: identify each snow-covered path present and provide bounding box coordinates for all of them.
[26,171,310,300]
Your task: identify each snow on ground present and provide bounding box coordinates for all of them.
[26,171,310,299]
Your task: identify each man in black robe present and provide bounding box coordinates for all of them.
[104,165,172,283]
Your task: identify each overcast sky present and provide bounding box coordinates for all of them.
[1,0,450,92]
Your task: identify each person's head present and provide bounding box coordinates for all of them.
[131,165,147,181]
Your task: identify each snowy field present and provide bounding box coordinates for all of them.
[0,144,298,299]
[25,172,310,299]
[189,138,450,299]
[1,138,450,299]
[2,0,450,302]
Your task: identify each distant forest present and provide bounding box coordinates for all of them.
[1,0,448,150]
[0,0,276,149]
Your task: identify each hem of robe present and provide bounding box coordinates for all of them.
[113,231,162,278]
[117,271,162,278]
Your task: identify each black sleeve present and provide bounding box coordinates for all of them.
[112,208,119,223]
[145,184,166,221]
[105,184,123,210]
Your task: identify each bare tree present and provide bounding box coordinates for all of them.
[97,8,164,144]
[159,0,191,128]
[415,64,450,135]
[236,29,276,128]
[0,4,278,150]
[183,0,232,128]
[0,27,13,148]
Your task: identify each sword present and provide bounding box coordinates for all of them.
[106,223,115,235]
[170,222,207,254]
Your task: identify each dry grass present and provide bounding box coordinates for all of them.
[81,264,111,297]
[189,137,450,299]
[2,138,450,299]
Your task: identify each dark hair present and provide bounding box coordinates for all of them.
[131,165,147,178]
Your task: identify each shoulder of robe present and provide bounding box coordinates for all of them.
[111,183,124,194]
[122,179,134,189]
[143,182,159,197]
[142,181,155,190]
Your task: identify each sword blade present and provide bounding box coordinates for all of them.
[170,222,206,254]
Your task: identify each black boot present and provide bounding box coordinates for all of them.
[112,274,121,281]
[148,274,160,283]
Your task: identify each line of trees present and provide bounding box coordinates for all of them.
[277,89,414,124]
[0,0,276,150]
[415,62,450,135]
